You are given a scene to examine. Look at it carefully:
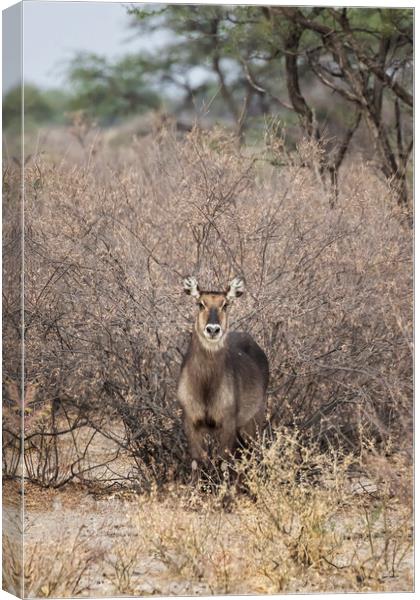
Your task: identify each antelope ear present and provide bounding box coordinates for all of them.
[183,276,200,299]
[226,276,245,301]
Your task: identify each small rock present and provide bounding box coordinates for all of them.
[350,477,377,495]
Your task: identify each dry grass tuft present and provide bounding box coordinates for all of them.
[3,526,96,598]
[100,429,413,595]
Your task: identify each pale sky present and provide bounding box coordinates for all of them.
[4,1,166,91]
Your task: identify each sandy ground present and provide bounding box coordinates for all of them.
[18,484,230,597]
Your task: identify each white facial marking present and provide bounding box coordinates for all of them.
[196,327,226,352]
[204,323,222,341]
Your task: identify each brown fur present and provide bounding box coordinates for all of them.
[177,278,269,476]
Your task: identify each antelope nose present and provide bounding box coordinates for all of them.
[205,324,221,336]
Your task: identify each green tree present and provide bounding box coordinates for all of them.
[128,5,283,137]
[271,7,413,207]
[66,52,161,124]
[129,5,413,208]
[3,84,69,131]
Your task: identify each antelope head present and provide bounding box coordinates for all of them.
[183,276,245,348]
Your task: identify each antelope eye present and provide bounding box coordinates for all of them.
[222,303,228,311]
[199,302,206,311]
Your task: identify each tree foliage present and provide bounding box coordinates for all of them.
[66,52,161,124]
[129,5,413,208]
[3,84,69,131]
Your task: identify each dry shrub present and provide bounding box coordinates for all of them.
[2,380,22,478]
[3,160,23,480]
[3,123,412,488]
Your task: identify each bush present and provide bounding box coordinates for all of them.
[3,124,412,489]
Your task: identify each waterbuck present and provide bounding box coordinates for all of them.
[177,276,269,481]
